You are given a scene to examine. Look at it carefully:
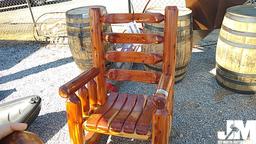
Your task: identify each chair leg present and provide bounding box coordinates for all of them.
[152,113,171,144]
[66,94,84,144]
[84,132,101,144]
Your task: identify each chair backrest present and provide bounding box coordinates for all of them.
[89,6,178,104]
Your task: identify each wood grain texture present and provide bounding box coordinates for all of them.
[66,94,84,144]
[61,6,180,144]
[59,67,99,98]
[86,92,119,128]
[84,125,150,140]
[102,13,164,24]
[123,95,146,133]
[215,6,256,93]
[152,112,170,144]
[162,7,178,76]
[89,8,107,105]
[104,33,163,44]
[78,86,90,117]
[87,80,97,110]
[105,51,162,64]
[136,97,156,135]
[152,6,178,144]
[142,7,192,83]
[110,94,138,132]
[67,6,112,72]
[153,74,173,110]
[84,94,153,138]
[97,93,128,131]
[106,69,161,84]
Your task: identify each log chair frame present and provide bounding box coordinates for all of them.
[59,6,178,144]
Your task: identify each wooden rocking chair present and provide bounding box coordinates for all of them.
[59,6,178,144]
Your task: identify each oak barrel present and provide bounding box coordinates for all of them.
[143,8,193,82]
[216,5,256,94]
[66,6,112,71]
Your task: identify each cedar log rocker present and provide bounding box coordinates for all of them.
[59,6,178,144]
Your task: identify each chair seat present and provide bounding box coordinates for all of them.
[83,92,156,140]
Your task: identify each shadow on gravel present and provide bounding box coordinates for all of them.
[0,57,73,84]
[0,88,16,101]
[29,111,66,143]
[0,41,47,71]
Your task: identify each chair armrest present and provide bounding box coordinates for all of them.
[153,74,174,112]
[59,67,99,98]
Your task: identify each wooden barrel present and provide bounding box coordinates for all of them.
[66,6,112,71]
[216,5,256,94]
[143,8,193,82]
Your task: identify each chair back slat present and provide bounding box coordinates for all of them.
[89,7,177,86]
[102,13,164,24]
[105,51,162,65]
[104,33,163,44]
[106,69,161,84]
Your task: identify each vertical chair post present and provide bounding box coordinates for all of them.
[87,79,98,110]
[152,6,178,144]
[89,8,107,105]
[66,94,84,144]
[78,86,90,117]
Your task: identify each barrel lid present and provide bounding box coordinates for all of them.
[145,7,192,17]
[227,5,256,20]
[66,5,106,19]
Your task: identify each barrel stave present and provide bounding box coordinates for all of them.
[142,8,192,82]
[216,5,256,93]
[66,6,112,71]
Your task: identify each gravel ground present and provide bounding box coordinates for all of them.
[1,30,256,144]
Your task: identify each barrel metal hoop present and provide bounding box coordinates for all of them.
[67,32,91,37]
[216,76,256,94]
[66,22,90,28]
[144,24,192,33]
[221,25,256,37]
[156,89,169,97]
[178,14,192,21]
[66,14,90,19]
[144,63,188,72]
[175,70,187,78]
[216,69,256,86]
[226,12,256,23]
[216,63,256,77]
[144,25,192,43]
[219,35,256,49]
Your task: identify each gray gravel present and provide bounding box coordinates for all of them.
[1,30,256,144]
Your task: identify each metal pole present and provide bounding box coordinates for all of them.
[128,0,131,13]
[25,0,39,38]
[25,0,36,26]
